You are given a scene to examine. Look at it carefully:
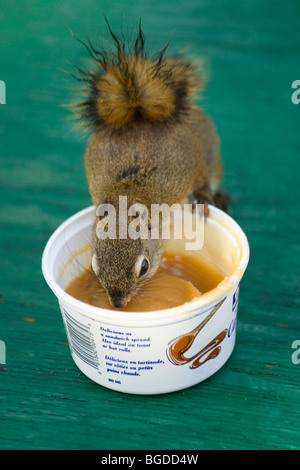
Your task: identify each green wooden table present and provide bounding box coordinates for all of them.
[1,0,299,450]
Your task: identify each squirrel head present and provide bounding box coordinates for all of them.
[91,197,166,308]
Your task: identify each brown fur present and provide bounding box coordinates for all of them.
[72,22,226,308]
[93,54,200,129]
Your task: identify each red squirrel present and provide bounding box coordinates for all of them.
[71,21,229,308]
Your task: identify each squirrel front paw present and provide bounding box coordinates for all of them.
[188,190,213,219]
[212,190,232,214]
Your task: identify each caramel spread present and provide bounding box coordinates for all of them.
[65,252,224,312]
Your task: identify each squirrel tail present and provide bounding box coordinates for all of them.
[71,20,205,130]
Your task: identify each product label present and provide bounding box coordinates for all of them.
[60,290,238,394]
[99,326,165,384]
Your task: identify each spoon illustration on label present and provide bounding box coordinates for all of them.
[167,298,227,369]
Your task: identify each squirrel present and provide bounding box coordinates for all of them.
[71,21,229,308]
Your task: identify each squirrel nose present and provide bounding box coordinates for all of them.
[110,295,127,309]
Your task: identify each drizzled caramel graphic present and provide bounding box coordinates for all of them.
[167,298,227,369]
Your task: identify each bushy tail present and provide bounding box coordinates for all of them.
[71,20,204,130]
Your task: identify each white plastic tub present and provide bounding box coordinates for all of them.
[42,205,249,394]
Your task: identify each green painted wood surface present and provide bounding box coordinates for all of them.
[0,0,300,450]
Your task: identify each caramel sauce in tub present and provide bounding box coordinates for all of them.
[65,252,225,312]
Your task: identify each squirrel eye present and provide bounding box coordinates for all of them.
[139,258,149,277]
